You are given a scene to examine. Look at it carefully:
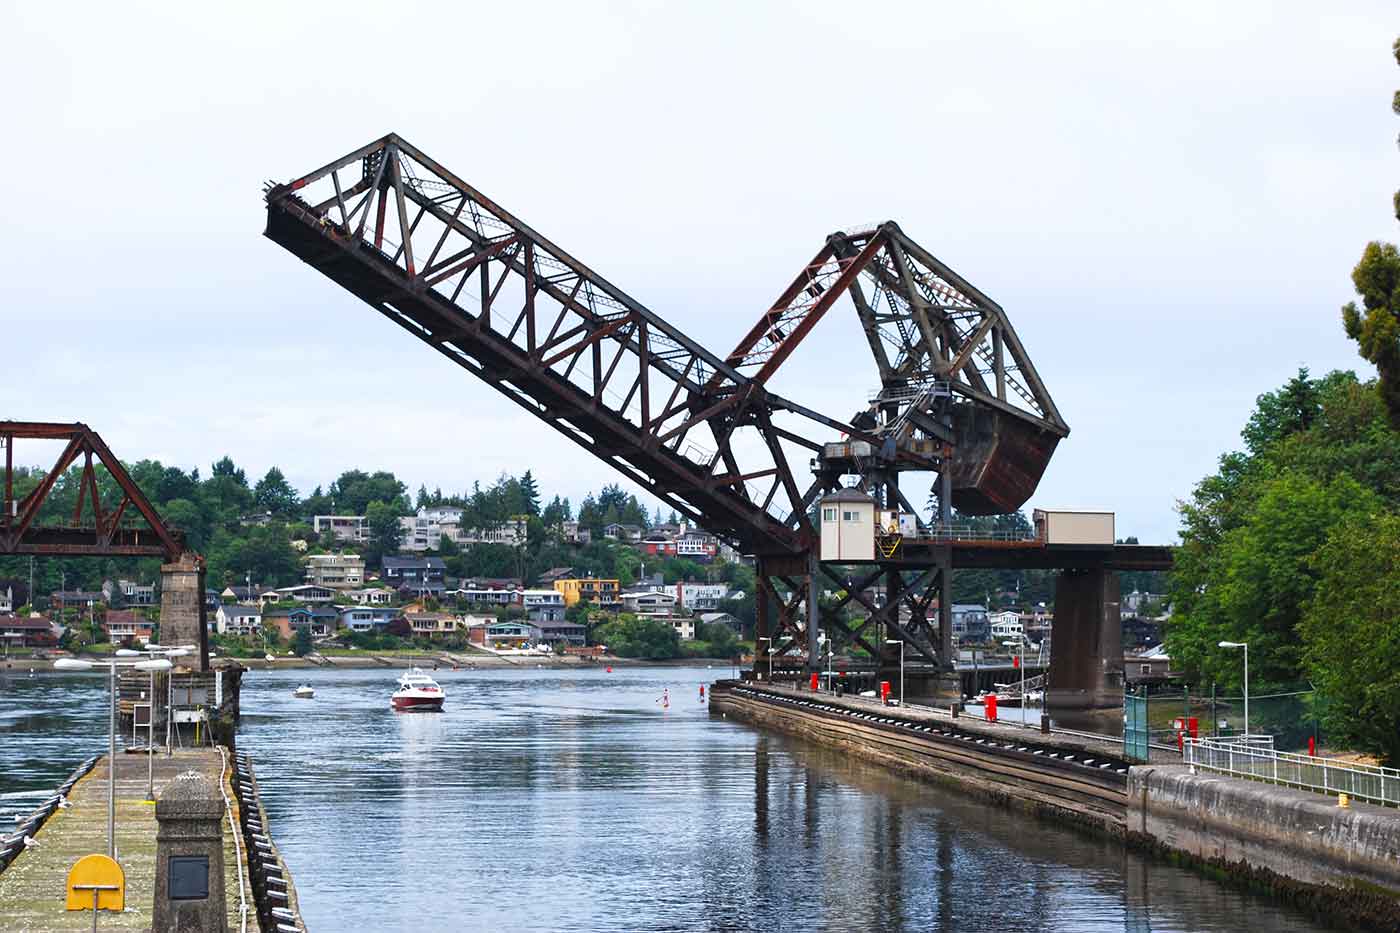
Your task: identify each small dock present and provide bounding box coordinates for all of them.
[0,748,251,931]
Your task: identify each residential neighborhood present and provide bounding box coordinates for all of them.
[0,460,1169,666]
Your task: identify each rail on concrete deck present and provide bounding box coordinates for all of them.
[0,748,252,931]
[712,681,1132,832]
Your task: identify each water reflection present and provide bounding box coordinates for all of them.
[3,667,1341,932]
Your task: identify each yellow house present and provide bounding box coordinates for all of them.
[552,578,621,608]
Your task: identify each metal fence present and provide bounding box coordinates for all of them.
[1185,737,1400,808]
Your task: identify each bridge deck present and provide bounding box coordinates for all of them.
[0,749,249,931]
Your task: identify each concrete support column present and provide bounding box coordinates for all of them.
[160,552,209,671]
[1046,568,1122,709]
[152,770,228,933]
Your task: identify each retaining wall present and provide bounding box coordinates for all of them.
[713,681,1400,931]
[1128,764,1400,928]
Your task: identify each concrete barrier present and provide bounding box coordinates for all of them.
[1128,765,1400,929]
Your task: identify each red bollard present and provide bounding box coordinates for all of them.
[810,672,820,692]
[880,681,891,705]
[985,692,998,722]
[1308,735,1316,757]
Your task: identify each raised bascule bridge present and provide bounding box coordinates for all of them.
[263,133,1170,708]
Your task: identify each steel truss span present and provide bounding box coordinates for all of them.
[0,422,183,559]
[264,133,1069,668]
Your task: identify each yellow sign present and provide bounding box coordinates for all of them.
[65,854,125,911]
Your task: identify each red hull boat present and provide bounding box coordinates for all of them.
[391,669,445,712]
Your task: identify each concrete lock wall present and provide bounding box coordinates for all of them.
[1046,568,1121,709]
[1128,765,1400,925]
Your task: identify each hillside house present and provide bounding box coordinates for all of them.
[102,610,153,646]
[304,553,365,589]
[382,556,446,586]
[338,606,399,632]
[215,604,262,637]
[313,515,368,544]
[554,577,620,609]
[522,589,566,622]
[1,614,61,649]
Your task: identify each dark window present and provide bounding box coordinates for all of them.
[168,855,210,900]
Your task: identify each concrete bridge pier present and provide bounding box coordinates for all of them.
[160,552,210,670]
[1045,568,1122,710]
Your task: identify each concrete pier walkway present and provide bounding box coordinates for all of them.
[0,748,251,931]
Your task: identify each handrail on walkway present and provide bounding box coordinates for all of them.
[1185,737,1399,808]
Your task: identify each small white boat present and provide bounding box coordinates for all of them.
[391,669,445,712]
[293,684,315,699]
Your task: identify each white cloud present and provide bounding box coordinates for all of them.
[1,0,1392,546]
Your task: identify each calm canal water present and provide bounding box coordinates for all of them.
[2,665,1347,932]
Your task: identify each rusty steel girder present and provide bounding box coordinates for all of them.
[263,134,899,559]
[265,135,1075,668]
[0,422,182,559]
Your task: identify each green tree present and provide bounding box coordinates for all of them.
[519,471,540,516]
[160,498,208,553]
[1169,472,1380,692]
[253,467,301,518]
[1300,511,1400,765]
[293,626,313,657]
[302,485,334,517]
[330,470,408,515]
[593,614,680,659]
[365,500,404,563]
[1241,367,1321,456]
[1339,39,1400,428]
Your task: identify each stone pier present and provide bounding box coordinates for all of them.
[160,552,209,670]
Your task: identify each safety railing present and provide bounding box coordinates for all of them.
[919,523,1042,543]
[1184,737,1400,808]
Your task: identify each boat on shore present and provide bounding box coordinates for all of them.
[392,669,445,712]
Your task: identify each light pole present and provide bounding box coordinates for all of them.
[756,636,770,682]
[1218,641,1249,738]
[54,655,173,858]
[1003,638,1025,726]
[885,639,904,706]
[127,645,190,800]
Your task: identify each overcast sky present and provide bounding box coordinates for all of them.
[2,1,1395,544]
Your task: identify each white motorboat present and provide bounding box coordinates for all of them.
[293,684,315,699]
[391,669,445,712]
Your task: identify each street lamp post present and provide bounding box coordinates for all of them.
[885,639,904,706]
[54,655,173,858]
[1003,638,1025,726]
[1218,641,1249,738]
[129,645,189,800]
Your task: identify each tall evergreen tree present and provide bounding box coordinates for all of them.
[520,470,541,515]
[1340,38,1400,428]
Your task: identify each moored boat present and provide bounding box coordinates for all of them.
[392,669,445,712]
[293,684,315,699]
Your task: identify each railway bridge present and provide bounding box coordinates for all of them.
[261,133,1169,707]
